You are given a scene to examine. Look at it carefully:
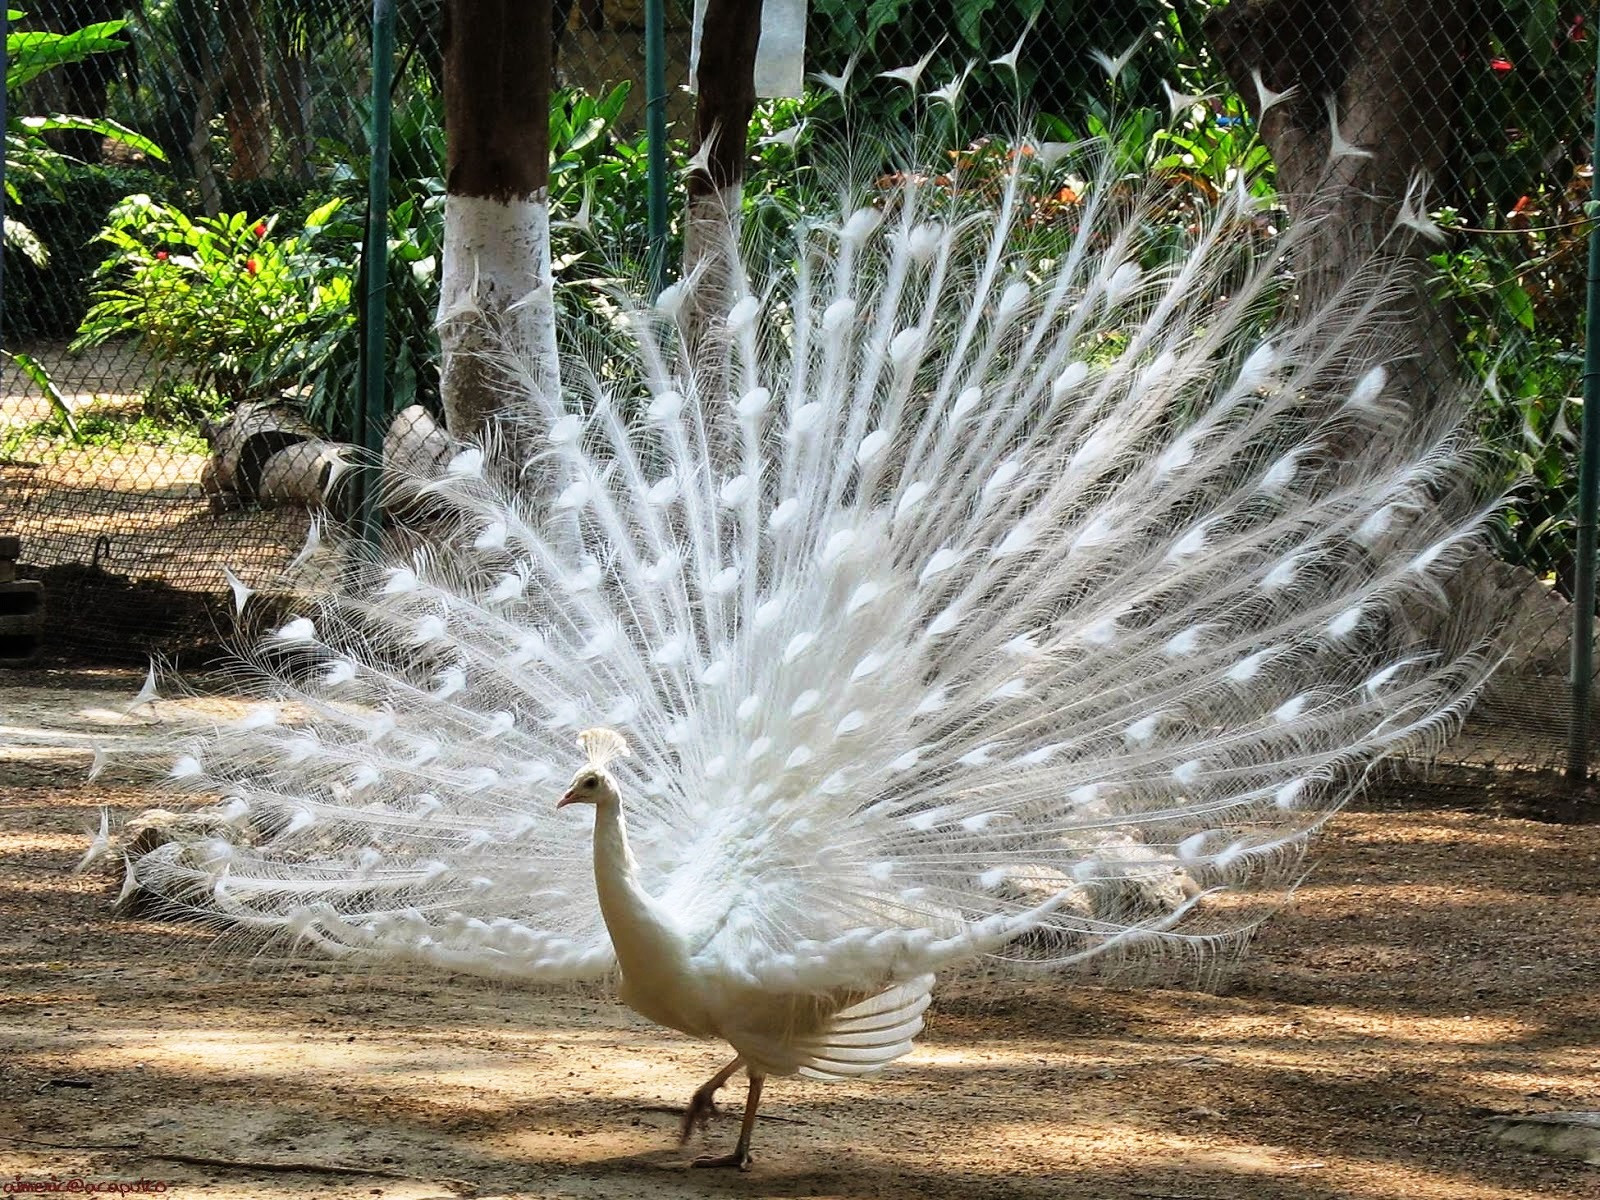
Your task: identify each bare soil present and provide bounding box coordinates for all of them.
[2,669,1598,1200]
[3,341,313,661]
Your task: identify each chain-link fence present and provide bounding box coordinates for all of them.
[1,2,1595,776]
[0,0,699,663]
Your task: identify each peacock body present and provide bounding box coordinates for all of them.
[122,116,1498,1167]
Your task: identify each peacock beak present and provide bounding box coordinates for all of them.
[556,789,579,808]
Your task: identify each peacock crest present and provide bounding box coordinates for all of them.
[578,727,631,770]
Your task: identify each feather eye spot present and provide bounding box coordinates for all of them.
[784,633,817,663]
[835,711,867,736]
[896,481,931,517]
[856,430,891,465]
[769,498,801,529]
[949,388,982,424]
[548,414,583,445]
[919,547,961,583]
[648,391,684,422]
[719,475,753,507]
[1124,714,1160,744]
[1273,695,1310,723]
[736,387,772,419]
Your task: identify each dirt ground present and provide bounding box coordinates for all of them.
[2,669,1598,1200]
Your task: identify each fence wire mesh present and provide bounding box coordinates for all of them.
[0,1,1594,776]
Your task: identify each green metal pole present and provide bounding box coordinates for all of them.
[1,9,8,334]
[358,0,396,553]
[644,0,669,297]
[1566,22,1600,781]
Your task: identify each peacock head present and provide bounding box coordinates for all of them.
[557,768,618,808]
[557,727,630,810]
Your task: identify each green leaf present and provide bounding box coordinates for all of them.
[1523,0,1559,71]
[2,214,47,265]
[954,0,997,50]
[304,197,345,230]
[863,0,907,43]
[6,350,82,442]
[20,114,165,160]
[6,21,128,89]
[1498,279,1535,331]
[566,116,606,156]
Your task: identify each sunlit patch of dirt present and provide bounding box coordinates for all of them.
[1,671,1597,1199]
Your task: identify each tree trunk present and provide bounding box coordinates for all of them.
[1204,0,1479,406]
[22,0,126,162]
[271,44,314,181]
[219,0,273,180]
[681,0,763,385]
[438,0,556,441]
[187,32,224,216]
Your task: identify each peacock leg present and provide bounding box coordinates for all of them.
[679,1055,744,1143]
[692,1070,765,1171]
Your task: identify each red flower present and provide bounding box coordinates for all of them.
[1490,56,1514,72]
[155,250,168,261]
[245,258,259,275]
[253,222,267,238]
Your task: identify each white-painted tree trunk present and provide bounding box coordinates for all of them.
[681,183,745,405]
[437,192,560,441]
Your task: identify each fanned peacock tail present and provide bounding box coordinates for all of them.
[123,125,1500,995]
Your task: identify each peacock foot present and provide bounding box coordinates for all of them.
[678,1091,719,1143]
[691,1150,752,1171]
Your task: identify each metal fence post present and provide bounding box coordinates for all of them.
[1,9,8,342]
[357,0,396,555]
[644,0,669,298]
[1567,25,1600,782]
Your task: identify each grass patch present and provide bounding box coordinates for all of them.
[2,406,211,457]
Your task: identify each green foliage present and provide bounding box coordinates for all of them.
[806,0,1224,131]
[286,191,443,438]
[1,166,325,341]
[4,10,165,265]
[1418,7,1594,589]
[1429,184,1591,588]
[1460,3,1592,225]
[59,82,652,443]
[1,405,212,457]
[6,12,128,89]
[73,195,355,412]
[549,83,651,254]
[1037,92,1275,201]
[300,86,446,436]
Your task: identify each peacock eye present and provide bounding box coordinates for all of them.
[583,777,598,790]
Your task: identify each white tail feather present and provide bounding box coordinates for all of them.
[124,126,1498,1010]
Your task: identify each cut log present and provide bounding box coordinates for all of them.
[201,402,456,516]
[202,401,322,502]
[257,441,356,516]
[383,404,456,482]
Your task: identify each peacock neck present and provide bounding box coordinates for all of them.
[590,797,666,952]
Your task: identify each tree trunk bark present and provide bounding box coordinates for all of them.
[271,45,314,181]
[438,0,556,441]
[187,33,224,217]
[219,0,273,180]
[24,0,126,161]
[1204,0,1479,407]
[682,0,763,386]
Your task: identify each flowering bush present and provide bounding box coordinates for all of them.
[73,195,352,408]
